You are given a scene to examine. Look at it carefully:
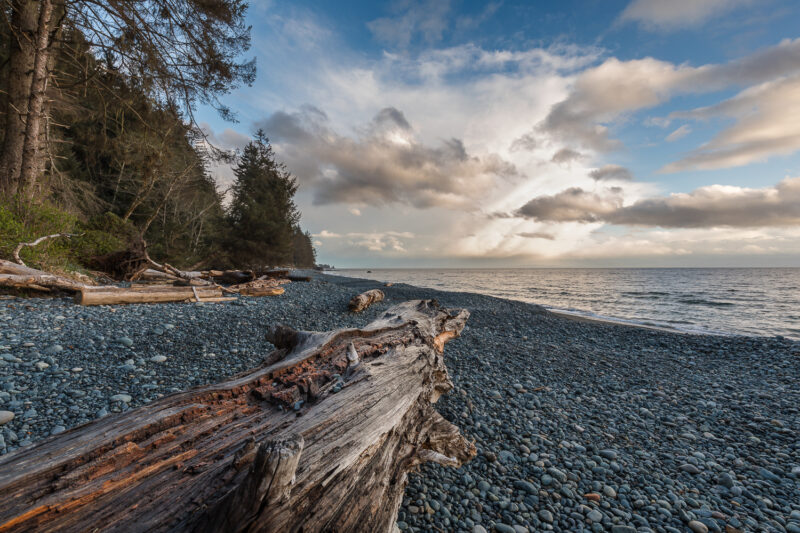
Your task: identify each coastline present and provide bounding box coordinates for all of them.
[329,268,800,340]
[0,272,798,532]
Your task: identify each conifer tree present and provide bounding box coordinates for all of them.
[226,131,299,267]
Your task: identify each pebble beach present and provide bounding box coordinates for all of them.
[1,273,798,533]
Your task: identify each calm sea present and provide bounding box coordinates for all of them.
[334,268,800,339]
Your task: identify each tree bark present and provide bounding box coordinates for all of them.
[0,300,474,532]
[18,0,54,198]
[0,1,39,198]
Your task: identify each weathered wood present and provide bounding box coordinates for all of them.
[0,260,86,292]
[349,288,385,312]
[0,300,474,533]
[76,285,223,305]
[230,278,287,297]
[12,233,83,266]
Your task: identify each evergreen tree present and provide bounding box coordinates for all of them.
[226,131,299,267]
[292,227,316,268]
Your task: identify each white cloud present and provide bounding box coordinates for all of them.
[619,0,754,30]
[349,207,362,216]
[664,75,800,171]
[539,38,800,153]
[665,124,692,142]
[367,0,452,48]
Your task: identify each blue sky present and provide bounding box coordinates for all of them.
[199,0,800,267]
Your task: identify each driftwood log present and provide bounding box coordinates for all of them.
[75,285,225,306]
[0,299,474,532]
[0,259,86,292]
[349,288,385,312]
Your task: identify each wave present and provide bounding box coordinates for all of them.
[677,298,735,307]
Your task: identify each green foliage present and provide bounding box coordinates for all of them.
[1,15,316,273]
[0,200,140,272]
[226,131,301,268]
[292,227,316,268]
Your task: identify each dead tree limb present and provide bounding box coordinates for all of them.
[12,233,83,266]
[0,300,474,532]
[349,288,385,312]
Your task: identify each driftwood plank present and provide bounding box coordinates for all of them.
[0,299,474,533]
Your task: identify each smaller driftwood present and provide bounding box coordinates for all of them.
[230,278,287,297]
[349,289,385,312]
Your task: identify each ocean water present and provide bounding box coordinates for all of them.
[334,268,800,339]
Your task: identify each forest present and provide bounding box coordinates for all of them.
[0,0,316,273]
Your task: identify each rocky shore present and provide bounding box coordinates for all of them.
[1,273,798,533]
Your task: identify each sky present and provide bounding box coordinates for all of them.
[197,0,800,268]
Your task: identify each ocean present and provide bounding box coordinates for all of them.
[333,268,800,339]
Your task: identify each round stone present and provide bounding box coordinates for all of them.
[688,520,709,533]
[110,394,132,403]
[0,411,14,425]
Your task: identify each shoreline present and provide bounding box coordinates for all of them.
[329,268,800,341]
[0,272,798,532]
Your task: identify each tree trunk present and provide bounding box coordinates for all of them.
[0,0,39,198]
[18,0,54,198]
[0,300,475,532]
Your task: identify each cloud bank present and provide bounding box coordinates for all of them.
[513,177,800,228]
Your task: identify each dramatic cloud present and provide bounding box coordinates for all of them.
[313,230,415,253]
[539,38,800,153]
[619,0,753,30]
[367,0,452,48]
[589,164,633,181]
[259,106,518,208]
[514,187,624,223]
[509,132,538,152]
[514,177,800,228]
[551,148,586,165]
[664,75,800,171]
[665,124,691,142]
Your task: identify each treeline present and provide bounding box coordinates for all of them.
[0,0,315,271]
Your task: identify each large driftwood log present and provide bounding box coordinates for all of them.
[75,285,224,305]
[0,259,86,292]
[0,300,474,532]
[349,288,385,312]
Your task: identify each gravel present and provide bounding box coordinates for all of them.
[1,273,798,533]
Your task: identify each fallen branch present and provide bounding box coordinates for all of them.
[349,289,385,312]
[0,300,474,532]
[12,233,83,266]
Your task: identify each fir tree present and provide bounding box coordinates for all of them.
[226,131,299,267]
